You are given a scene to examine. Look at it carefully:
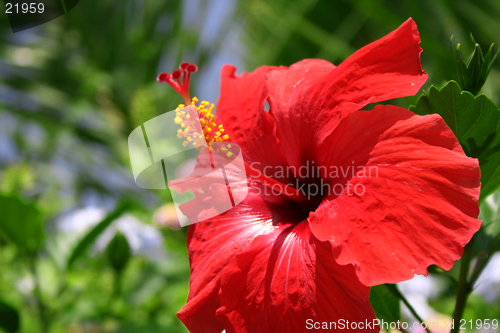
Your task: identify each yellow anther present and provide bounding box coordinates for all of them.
[174,97,231,155]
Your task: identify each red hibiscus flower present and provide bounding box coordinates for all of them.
[159,18,481,333]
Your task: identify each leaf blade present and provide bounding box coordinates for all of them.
[369,284,401,323]
[67,201,130,269]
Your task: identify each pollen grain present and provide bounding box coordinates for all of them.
[175,97,233,157]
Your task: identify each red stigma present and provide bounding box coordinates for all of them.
[157,62,198,105]
[186,64,198,72]
[157,72,169,82]
[172,70,182,79]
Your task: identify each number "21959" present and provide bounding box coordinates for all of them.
[5,2,45,14]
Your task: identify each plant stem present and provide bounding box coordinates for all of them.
[468,251,488,287]
[450,238,475,333]
[388,284,432,333]
[29,257,50,333]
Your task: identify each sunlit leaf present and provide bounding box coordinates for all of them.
[369,284,400,323]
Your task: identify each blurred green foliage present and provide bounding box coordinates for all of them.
[1,0,500,332]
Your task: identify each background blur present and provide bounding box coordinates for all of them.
[1,0,500,332]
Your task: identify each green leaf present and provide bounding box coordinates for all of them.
[0,300,20,333]
[476,44,498,95]
[106,232,132,273]
[67,201,130,269]
[453,40,469,92]
[452,35,497,95]
[409,81,500,200]
[0,194,44,254]
[369,284,400,323]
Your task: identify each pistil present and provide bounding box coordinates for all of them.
[158,62,198,105]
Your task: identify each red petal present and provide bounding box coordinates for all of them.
[177,188,377,332]
[308,105,481,286]
[217,222,377,333]
[247,19,426,169]
[308,18,427,127]
[177,188,307,331]
[217,65,289,175]
[266,59,336,168]
[174,16,429,221]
